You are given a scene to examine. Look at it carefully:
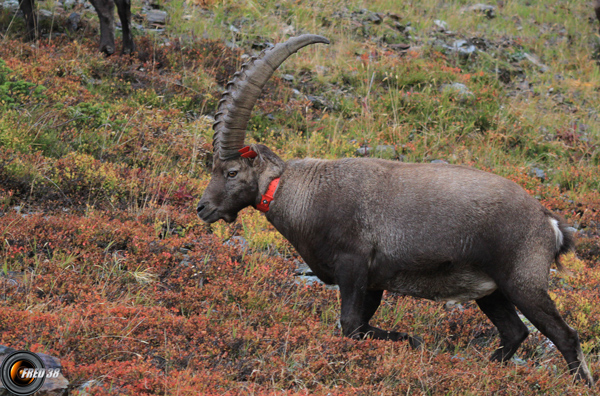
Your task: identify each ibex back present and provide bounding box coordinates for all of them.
[197,35,593,386]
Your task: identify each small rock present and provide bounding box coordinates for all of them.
[523,53,549,73]
[282,74,294,82]
[530,167,546,181]
[146,9,168,25]
[388,13,401,21]
[462,3,496,18]
[294,272,338,291]
[511,356,528,366]
[294,260,313,276]
[356,145,397,157]
[375,145,396,157]
[443,39,477,57]
[356,146,371,156]
[366,12,383,24]
[0,346,16,355]
[433,19,449,32]
[306,95,328,110]
[441,82,474,103]
[38,9,53,18]
[392,21,406,32]
[1,0,19,13]
[225,41,239,50]
[67,12,80,30]
[223,236,248,252]
[431,159,449,164]
[76,380,107,396]
[314,65,328,75]
[389,43,410,52]
[445,301,464,311]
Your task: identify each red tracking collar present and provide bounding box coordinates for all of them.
[256,178,280,212]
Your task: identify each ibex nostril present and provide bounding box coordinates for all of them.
[196,204,205,213]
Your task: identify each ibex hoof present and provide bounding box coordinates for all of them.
[408,335,423,349]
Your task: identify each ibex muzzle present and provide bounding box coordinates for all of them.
[197,35,594,386]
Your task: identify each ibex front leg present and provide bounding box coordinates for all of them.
[336,258,421,348]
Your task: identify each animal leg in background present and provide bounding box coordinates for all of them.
[90,0,116,55]
[18,0,37,41]
[115,0,134,55]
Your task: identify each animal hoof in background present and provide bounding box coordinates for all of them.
[100,45,115,56]
[122,46,135,56]
[408,335,423,349]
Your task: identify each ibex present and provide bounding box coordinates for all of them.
[197,35,594,386]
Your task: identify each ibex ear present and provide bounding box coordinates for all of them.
[248,144,285,193]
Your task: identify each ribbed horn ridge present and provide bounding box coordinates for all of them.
[212,34,330,161]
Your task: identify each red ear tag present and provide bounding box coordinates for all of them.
[239,146,257,158]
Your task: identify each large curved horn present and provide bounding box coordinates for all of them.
[212,34,330,160]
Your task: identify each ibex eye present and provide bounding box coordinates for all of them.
[227,171,238,178]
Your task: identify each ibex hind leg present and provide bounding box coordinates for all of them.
[476,289,529,362]
[502,277,594,386]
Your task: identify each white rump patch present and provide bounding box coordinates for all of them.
[549,218,563,251]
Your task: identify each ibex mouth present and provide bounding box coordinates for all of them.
[197,205,237,224]
[197,205,218,224]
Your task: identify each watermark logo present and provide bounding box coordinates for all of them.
[0,350,59,395]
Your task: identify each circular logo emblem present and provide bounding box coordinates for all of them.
[0,351,46,395]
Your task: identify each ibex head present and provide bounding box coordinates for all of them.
[197,35,329,223]
[197,144,285,223]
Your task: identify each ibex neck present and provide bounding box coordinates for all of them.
[256,177,280,212]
